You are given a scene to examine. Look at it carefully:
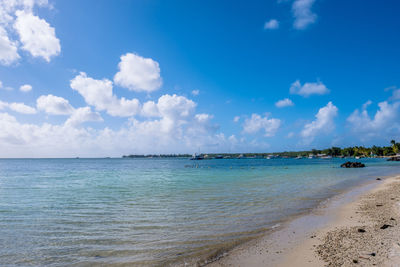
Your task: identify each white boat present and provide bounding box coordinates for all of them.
[190,153,204,160]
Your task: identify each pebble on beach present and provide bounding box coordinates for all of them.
[316,177,400,267]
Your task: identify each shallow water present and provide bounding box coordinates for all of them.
[0,158,399,266]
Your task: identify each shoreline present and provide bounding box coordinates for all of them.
[207,173,400,267]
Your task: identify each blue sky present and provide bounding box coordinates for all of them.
[0,0,400,157]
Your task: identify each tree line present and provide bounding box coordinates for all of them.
[122,140,400,158]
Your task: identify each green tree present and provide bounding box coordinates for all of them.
[391,140,399,154]
[371,145,383,156]
[331,147,342,157]
[342,147,354,157]
[383,146,395,156]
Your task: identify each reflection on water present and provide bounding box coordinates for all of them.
[0,158,398,266]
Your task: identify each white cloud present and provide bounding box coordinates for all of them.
[0,0,49,25]
[0,94,227,157]
[301,101,338,143]
[347,101,400,139]
[362,100,372,110]
[195,113,213,123]
[0,0,59,65]
[264,19,279,30]
[65,107,103,127]
[36,94,74,115]
[8,102,36,114]
[14,10,60,62]
[0,99,36,114]
[275,98,294,108]
[243,113,281,137]
[0,100,7,109]
[233,116,240,123]
[0,26,19,65]
[290,80,329,97]
[388,87,400,100]
[191,89,200,96]
[292,0,317,30]
[141,100,159,117]
[19,84,32,92]
[0,112,101,154]
[157,94,196,119]
[114,53,162,93]
[70,72,141,117]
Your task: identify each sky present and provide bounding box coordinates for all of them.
[0,0,400,157]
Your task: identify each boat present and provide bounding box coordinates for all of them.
[190,153,204,160]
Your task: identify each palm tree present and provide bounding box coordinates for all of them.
[391,140,399,154]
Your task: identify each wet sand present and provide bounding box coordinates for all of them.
[208,174,400,267]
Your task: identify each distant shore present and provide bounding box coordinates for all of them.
[208,174,400,267]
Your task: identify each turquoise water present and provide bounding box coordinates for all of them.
[0,158,399,266]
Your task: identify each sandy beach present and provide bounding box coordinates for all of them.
[208,174,400,267]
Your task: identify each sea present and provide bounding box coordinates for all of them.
[0,157,399,266]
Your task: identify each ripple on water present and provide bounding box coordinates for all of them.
[0,158,398,266]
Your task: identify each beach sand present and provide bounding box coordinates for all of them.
[208,174,400,267]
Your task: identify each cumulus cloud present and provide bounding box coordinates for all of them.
[347,101,400,139]
[191,89,200,96]
[19,84,32,92]
[0,94,226,157]
[71,72,141,117]
[275,98,294,108]
[264,19,279,30]
[0,26,19,65]
[301,101,338,143]
[157,94,196,119]
[243,113,281,137]
[290,80,329,97]
[0,0,59,64]
[9,102,36,114]
[0,101,36,114]
[0,100,8,109]
[387,86,400,100]
[0,112,102,155]
[114,53,162,93]
[141,100,159,117]
[65,107,103,127]
[292,0,317,30]
[14,10,61,62]
[36,94,103,127]
[140,94,197,134]
[36,94,74,115]
[233,116,240,123]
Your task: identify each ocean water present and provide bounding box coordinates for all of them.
[0,158,399,266]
